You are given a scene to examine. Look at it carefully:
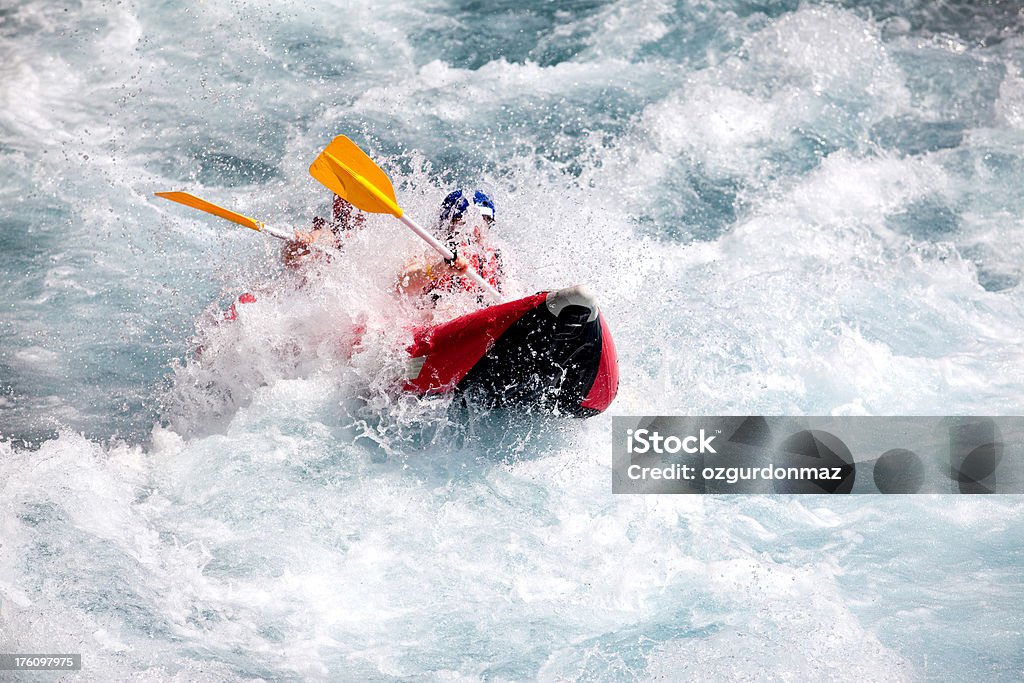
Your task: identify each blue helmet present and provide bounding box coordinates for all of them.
[472,190,495,218]
[439,189,495,223]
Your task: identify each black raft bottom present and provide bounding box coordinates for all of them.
[456,302,603,418]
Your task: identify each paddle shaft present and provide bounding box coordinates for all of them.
[398,214,502,301]
[262,224,337,255]
[155,191,337,255]
[261,224,294,241]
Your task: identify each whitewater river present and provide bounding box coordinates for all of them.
[1,0,1022,680]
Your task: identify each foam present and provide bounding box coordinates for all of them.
[572,0,675,61]
[996,63,1024,128]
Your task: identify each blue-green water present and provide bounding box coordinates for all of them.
[1,1,1023,680]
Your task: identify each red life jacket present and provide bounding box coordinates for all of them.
[429,243,503,295]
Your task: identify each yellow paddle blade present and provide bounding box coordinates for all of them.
[155,191,264,232]
[309,135,403,217]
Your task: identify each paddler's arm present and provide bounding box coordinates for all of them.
[282,231,313,269]
[283,228,335,269]
[396,254,469,295]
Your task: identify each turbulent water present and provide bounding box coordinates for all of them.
[2,0,1023,680]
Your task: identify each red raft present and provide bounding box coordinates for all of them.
[404,285,618,417]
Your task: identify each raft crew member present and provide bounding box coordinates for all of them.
[397,189,504,297]
[282,195,365,269]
